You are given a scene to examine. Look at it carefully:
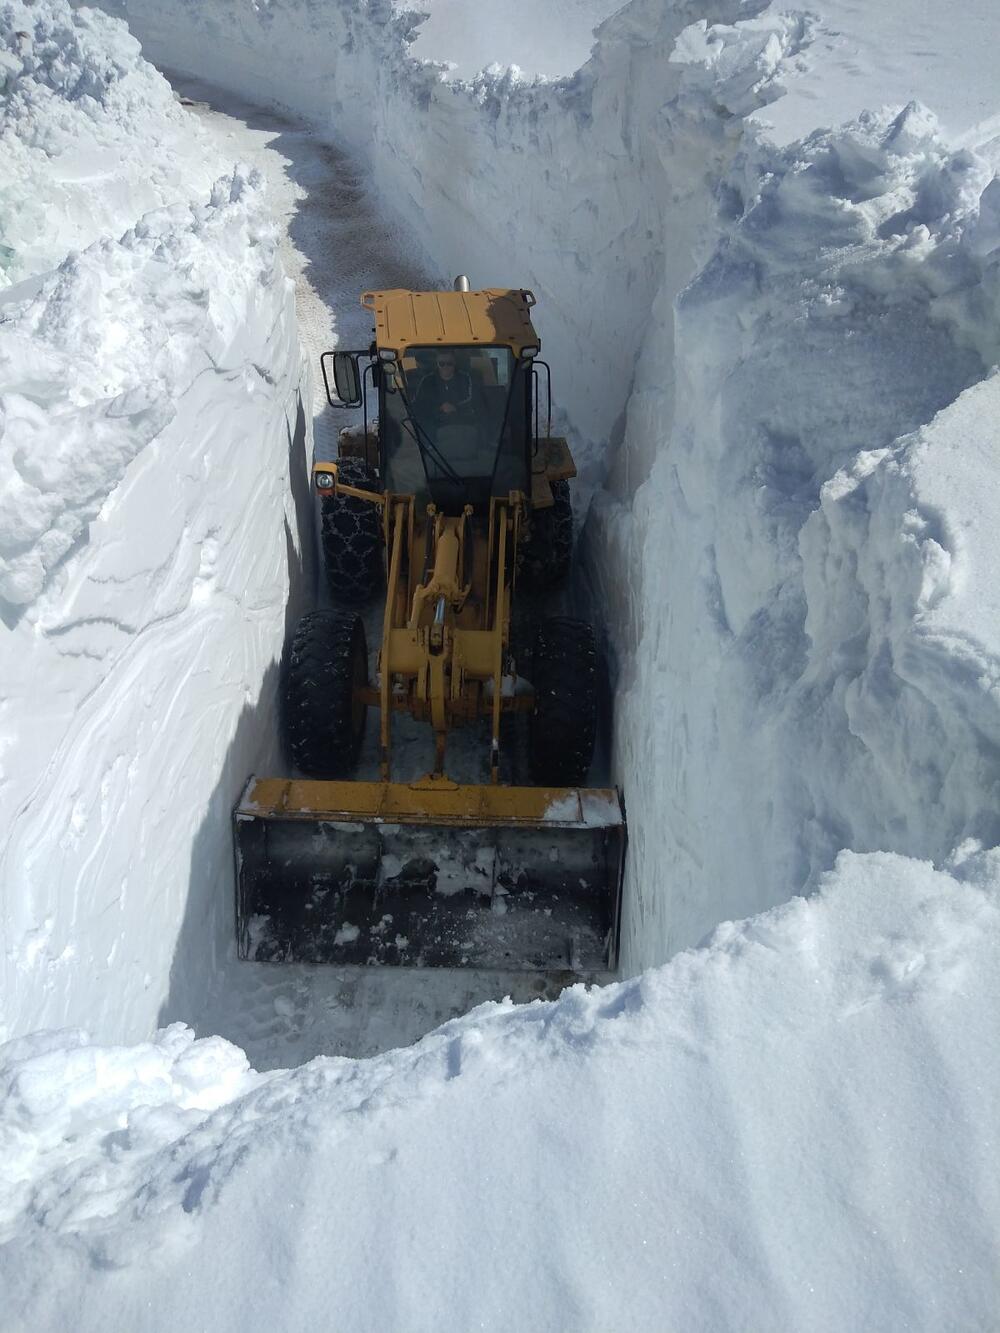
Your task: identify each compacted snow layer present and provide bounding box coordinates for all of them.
[614,102,1000,963]
[0,174,310,1042]
[2,856,998,1329]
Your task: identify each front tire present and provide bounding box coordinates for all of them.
[284,611,368,778]
[529,616,597,786]
[520,479,573,590]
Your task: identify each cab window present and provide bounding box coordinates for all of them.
[381,345,529,511]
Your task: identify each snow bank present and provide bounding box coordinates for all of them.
[0,0,223,286]
[0,6,310,1043]
[2,855,998,1328]
[1,168,282,606]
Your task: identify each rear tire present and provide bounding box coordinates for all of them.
[320,458,382,605]
[284,611,368,778]
[520,479,573,590]
[529,617,597,786]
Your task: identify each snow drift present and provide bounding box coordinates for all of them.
[2,852,998,1328]
[0,2,311,1042]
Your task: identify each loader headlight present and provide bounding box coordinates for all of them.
[316,472,335,491]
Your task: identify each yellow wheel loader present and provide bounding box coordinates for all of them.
[234,280,626,971]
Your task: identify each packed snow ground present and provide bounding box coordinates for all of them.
[3,0,1000,1323]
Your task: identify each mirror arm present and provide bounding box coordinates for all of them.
[363,360,376,453]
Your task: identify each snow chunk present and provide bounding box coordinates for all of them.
[671,12,816,118]
[0,0,224,285]
[0,1024,266,1241]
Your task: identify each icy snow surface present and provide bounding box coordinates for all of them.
[3,0,1000,1322]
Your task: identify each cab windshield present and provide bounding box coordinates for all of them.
[380,345,529,511]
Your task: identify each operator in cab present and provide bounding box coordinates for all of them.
[414,352,472,421]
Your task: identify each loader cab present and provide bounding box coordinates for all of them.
[378,343,532,513]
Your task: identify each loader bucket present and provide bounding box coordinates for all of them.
[234,777,626,971]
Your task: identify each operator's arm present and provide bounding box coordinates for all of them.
[440,373,472,416]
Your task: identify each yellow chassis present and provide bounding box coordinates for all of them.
[316,462,528,784]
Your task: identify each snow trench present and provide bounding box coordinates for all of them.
[3,0,1000,1044]
[104,0,1000,976]
[4,3,1000,1321]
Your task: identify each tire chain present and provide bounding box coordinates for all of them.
[285,610,365,778]
[320,457,383,605]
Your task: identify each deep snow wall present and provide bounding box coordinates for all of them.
[99,0,1000,975]
[0,5,313,1042]
[0,180,312,1043]
[616,106,1000,961]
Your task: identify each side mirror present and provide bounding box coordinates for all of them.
[320,351,363,408]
